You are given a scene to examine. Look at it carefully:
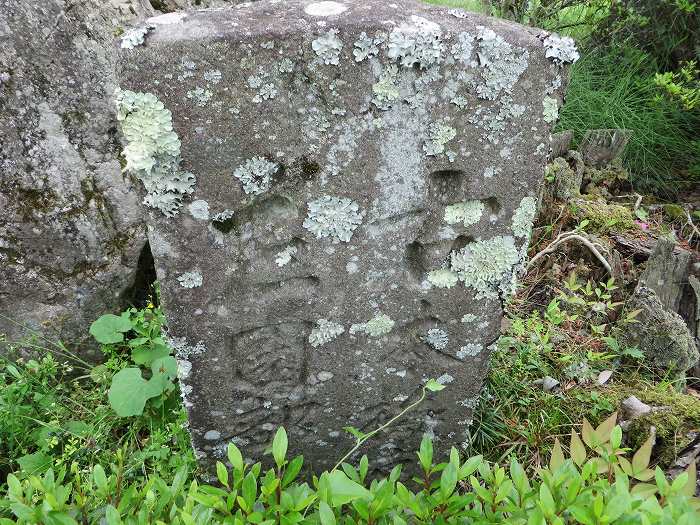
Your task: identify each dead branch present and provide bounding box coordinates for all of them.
[527,231,613,274]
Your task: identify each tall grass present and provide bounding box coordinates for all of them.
[558,48,699,194]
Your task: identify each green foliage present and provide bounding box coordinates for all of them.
[557,47,699,193]
[0,303,196,494]
[90,306,178,417]
[2,419,698,524]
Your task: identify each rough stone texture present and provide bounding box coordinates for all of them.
[578,128,632,168]
[619,286,699,376]
[640,236,691,313]
[0,1,148,358]
[117,0,571,471]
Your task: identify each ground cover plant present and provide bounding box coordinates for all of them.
[2,1,700,523]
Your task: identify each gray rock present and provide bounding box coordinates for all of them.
[117,0,572,471]
[0,1,147,359]
[619,286,699,376]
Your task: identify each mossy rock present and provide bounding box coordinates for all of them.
[662,204,687,221]
[571,198,636,233]
[605,382,700,467]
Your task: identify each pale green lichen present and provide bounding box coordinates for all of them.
[457,343,483,359]
[543,34,580,65]
[451,32,475,65]
[309,319,345,347]
[353,31,382,62]
[387,16,444,69]
[424,123,456,156]
[511,196,537,239]
[233,157,278,195]
[474,26,529,100]
[444,200,484,227]
[542,97,559,124]
[425,328,448,349]
[178,271,203,288]
[120,24,155,49]
[188,199,210,220]
[350,313,395,337]
[461,313,477,323]
[115,88,195,216]
[427,268,459,289]
[186,87,213,107]
[312,29,343,66]
[372,65,401,110]
[275,245,297,267]
[303,196,363,243]
[450,236,520,299]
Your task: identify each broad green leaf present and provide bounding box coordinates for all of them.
[440,461,458,500]
[570,430,586,466]
[549,438,564,470]
[228,443,244,472]
[318,501,336,525]
[93,464,108,491]
[131,344,171,367]
[418,434,433,472]
[632,433,654,474]
[610,425,623,450]
[90,314,132,344]
[282,456,304,487]
[108,368,162,417]
[595,412,618,443]
[273,427,288,469]
[326,470,370,507]
[539,483,556,517]
[683,459,697,497]
[17,452,52,475]
[217,462,229,487]
[425,379,445,392]
[581,419,596,448]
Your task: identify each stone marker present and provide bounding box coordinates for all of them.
[116,0,576,472]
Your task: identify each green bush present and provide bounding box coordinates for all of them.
[557,47,699,193]
[2,417,699,524]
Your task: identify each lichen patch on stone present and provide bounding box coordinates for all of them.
[444,200,484,227]
[543,34,580,65]
[303,196,363,243]
[115,89,194,217]
[120,24,155,49]
[388,16,445,69]
[350,313,395,337]
[427,268,459,289]
[275,245,297,267]
[312,29,343,66]
[309,319,345,347]
[178,271,203,288]
[233,157,278,195]
[305,1,348,17]
[450,236,520,299]
[511,196,537,239]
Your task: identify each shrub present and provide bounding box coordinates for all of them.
[2,415,699,524]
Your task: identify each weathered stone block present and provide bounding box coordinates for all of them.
[116,0,574,471]
[0,0,148,358]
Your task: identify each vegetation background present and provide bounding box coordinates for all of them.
[1,0,700,523]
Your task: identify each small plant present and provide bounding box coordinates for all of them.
[89,304,178,417]
[3,413,699,524]
[558,273,623,335]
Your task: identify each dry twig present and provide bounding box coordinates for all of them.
[527,231,613,274]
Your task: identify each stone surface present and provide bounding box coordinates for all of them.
[0,1,148,358]
[117,0,572,471]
